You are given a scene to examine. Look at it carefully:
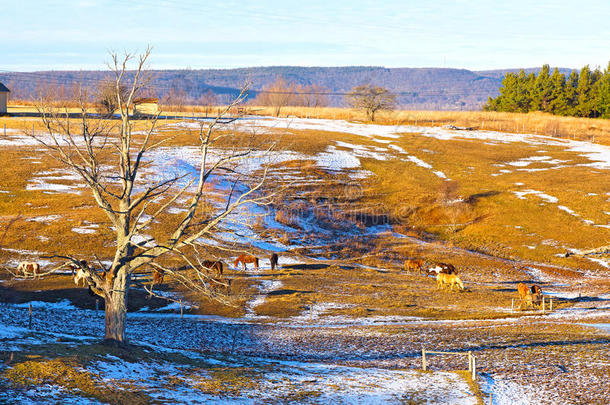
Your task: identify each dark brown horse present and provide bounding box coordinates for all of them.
[530,285,543,305]
[234,254,259,270]
[270,253,279,271]
[202,260,225,278]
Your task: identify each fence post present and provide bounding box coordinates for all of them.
[489,393,492,405]
[542,296,545,313]
[422,347,427,371]
[468,351,472,374]
[471,354,476,380]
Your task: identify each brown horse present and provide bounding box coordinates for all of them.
[152,269,165,285]
[202,260,224,278]
[234,254,259,270]
[517,283,533,308]
[404,259,424,273]
[270,253,279,271]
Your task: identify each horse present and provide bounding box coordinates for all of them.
[429,262,457,275]
[530,285,543,305]
[436,273,464,291]
[152,269,165,285]
[517,283,533,308]
[404,259,424,273]
[202,260,224,278]
[17,262,40,279]
[270,253,279,271]
[67,260,88,276]
[234,254,259,270]
[74,268,87,286]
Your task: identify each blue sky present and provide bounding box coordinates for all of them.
[4,0,610,71]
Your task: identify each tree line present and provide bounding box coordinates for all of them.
[484,64,610,118]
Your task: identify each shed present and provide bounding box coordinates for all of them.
[0,82,10,114]
[133,97,159,116]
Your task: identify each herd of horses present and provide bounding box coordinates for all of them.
[404,259,545,308]
[404,259,465,291]
[15,253,543,308]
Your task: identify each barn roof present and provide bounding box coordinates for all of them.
[134,97,158,104]
[0,82,10,92]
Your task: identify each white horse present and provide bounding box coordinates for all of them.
[74,268,87,286]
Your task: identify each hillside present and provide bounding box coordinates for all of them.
[0,66,571,110]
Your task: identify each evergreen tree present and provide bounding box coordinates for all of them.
[589,67,603,118]
[598,63,610,118]
[549,68,569,115]
[565,70,579,115]
[576,65,593,117]
[533,64,553,112]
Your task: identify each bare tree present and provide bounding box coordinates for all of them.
[294,84,329,108]
[96,79,129,117]
[200,89,217,117]
[252,76,295,117]
[345,85,396,122]
[27,48,270,345]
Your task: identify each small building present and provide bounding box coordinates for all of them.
[0,82,10,114]
[133,98,159,116]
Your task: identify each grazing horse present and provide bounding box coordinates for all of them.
[234,254,259,270]
[436,273,464,291]
[429,262,457,275]
[202,260,224,278]
[404,259,424,273]
[17,262,40,279]
[517,283,533,308]
[152,269,165,285]
[530,285,543,306]
[270,253,279,271]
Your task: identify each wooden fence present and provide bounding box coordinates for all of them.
[511,295,553,313]
[421,346,476,380]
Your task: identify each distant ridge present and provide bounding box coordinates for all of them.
[0,66,574,110]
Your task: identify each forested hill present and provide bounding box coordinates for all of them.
[0,66,570,110]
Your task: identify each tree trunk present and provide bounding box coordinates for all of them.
[104,268,129,344]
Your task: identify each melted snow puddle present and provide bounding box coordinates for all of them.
[481,374,544,405]
[582,323,610,334]
[244,279,283,318]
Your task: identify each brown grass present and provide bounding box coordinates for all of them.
[3,358,150,404]
[245,106,610,145]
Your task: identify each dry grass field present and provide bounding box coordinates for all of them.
[0,110,608,404]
